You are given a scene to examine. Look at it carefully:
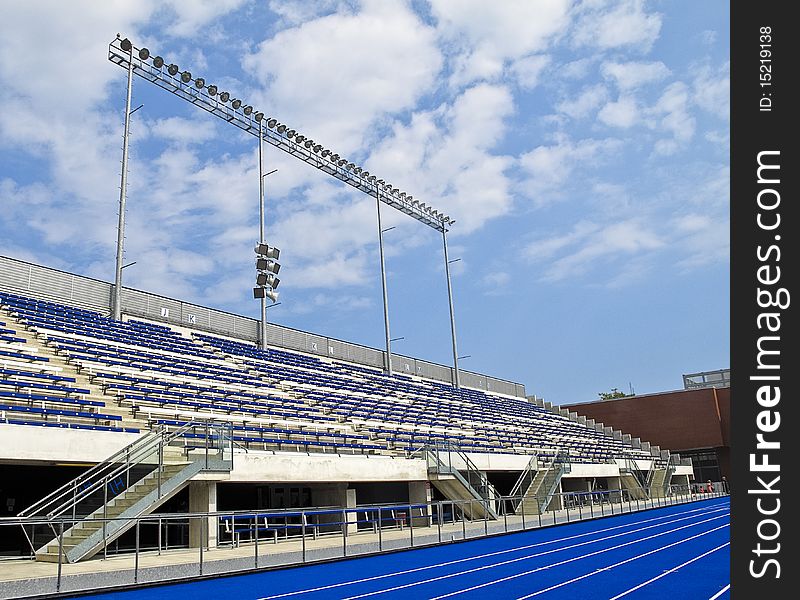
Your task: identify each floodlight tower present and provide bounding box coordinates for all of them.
[107,36,463,386]
[112,36,135,321]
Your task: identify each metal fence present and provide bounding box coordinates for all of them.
[0,483,728,597]
[0,255,525,396]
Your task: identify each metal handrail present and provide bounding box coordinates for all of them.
[508,453,538,500]
[19,421,230,521]
[16,428,162,518]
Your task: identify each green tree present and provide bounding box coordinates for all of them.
[598,387,628,400]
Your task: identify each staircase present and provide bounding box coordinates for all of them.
[619,458,650,500]
[18,422,234,563]
[512,451,571,515]
[425,444,499,520]
[649,454,677,498]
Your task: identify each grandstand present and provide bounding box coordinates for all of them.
[0,255,702,596]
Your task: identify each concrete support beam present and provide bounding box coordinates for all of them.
[313,484,357,533]
[408,481,432,527]
[188,481,217,549]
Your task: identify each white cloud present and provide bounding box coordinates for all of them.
[366,83,516,233]
[557,84,608,119]
[243,0,442,154]
[572,0,662,52]
[649,81,695,154]
[560,57,596,80]
[525,218,664,282]
[518,134,623,203]
[598,95,639,128]
[431,0,571,87]
[145,116,218,145]
[691,62,729,120]
[160,0,250,38]
[510,55,551,89]
[268,0,344,26]
[601,61,670,90]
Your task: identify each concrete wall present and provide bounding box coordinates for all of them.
[227,451,428,483]
[0,424,141,464]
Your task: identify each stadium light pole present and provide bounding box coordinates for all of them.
[442,228,461,388]
[112,36,135,321]
[257,118,279,351]
[376,190,392,377]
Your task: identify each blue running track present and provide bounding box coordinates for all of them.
[84,497,730,599]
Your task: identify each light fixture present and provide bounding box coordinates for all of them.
[256,272,280,288]
[254,243,280,259]
[256,258,280,274]
[265,289,279,303]
[109,37,452,238]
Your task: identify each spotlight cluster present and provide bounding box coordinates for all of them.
[112,36,454,231]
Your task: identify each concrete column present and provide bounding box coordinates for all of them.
[608,477,622,503]
[189,481,217,548]
[408,481,432,527]
[548,481,563,510]
[313,484,357,533]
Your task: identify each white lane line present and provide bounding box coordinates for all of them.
[257,500,728,600]
[515,527,730,599]
[708,583,731,599]
[348,513,729,600]
[608,542,730,599]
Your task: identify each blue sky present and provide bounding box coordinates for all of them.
[0,0,729,404]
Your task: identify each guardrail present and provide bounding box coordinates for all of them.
[0,482,729,597]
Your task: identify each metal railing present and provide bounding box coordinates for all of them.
[508,453,538,501]
[17,421,234,557]
[509,450,571,513]
[424,442,499,516]
[0,482,729,597]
